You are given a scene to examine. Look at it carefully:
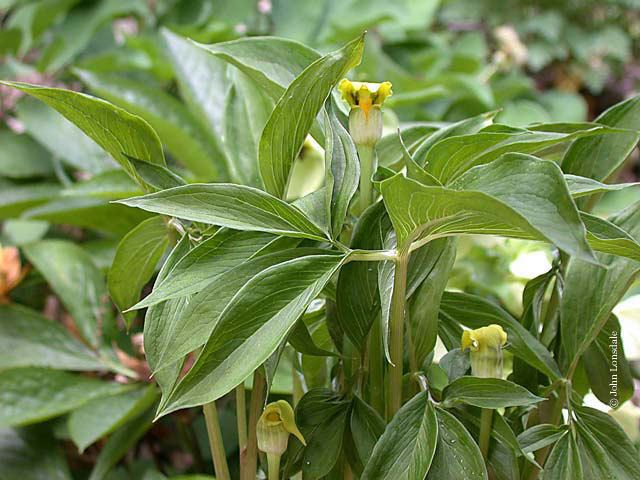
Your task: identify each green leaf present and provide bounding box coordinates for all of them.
[582,212,640,262]
[0,304,103,371]
[23,240,108,347]
[439,292,561,380]
[324,106,359,238]
[259,34,364,198]
[15,98,113,174]
[88,407,154,480]
[442,377,543,408]
[0,81,165,187]
[157,251,346,414]
[425,126,613,184]
[289,319,336,357]
[350,396,385,468]
[583,315,634,407]
[561,202,640,371]
[0,368,128,427]
[562,95,640,182]
[362,392,437,480]
[565,174,639,198]
[0,131,53,178]
[377,123,440,169]
[382,154,596,264]
[196,36,319,100]
[61,170,140,200]
[541,430,582,479]
[75,69,225,181]
[0,183,61,219]
[574,405,640,480]
[68,385,157,452]
[134,230,288,309]
[0,426,72,480]
[517,424,568,454]
[426,407,487,480]
[118,184,328,241]
[125,156,186,191]
[108,216,168,325]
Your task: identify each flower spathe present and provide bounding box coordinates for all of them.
[257,400,305,456]
[461,324,508,378]
[338,79,392,147]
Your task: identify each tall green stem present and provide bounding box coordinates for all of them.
[267,452,281,480]
[243,370,266,480]
[479,408,493,460]
[357,144,375,214]
[202,401,231,480]
[387,248,410,419]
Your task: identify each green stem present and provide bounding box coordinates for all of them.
[387,248,410,419]
[243,370,266,480]
[236,383,248,455]
[479,408,493,460]
[202,401,231,480]
[357,144,375,214]
[369,319,385,416]
[267,452,281,480]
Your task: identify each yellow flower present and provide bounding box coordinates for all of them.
[257,400,306,456]
[461,324,508,378]
[338,80,392,148]
[338,79,393,116]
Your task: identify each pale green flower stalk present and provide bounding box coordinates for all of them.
[461,324,508,460]
[338,79,392,213]
[257,400,306,480]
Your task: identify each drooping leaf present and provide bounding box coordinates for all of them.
[259,34,364,198]
[125,156,186,191]
[0,81,165,187]
[108,216,168,325]
[442,377,543,409]
[582,212,640,262]
[0,368,128,427]
[0,304,103,371]
[324,106,359,238]
[562,95,640,182]
[426,407,487,480]
[561,201,640,371]
[157,251,346,414]
[362,392,437,480]
[565,174,639,198]
[68,385,157,452]
[381,154,596,264]
[23,240,108,347]
[439,292,561,380]
[118,184,328,241]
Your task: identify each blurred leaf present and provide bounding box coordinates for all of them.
[108,216,168,325]
[0,131,52,178]
[68,385,157,452]
[61,170,141,200]
[259,34,364,198]
[0,183,61,219]
[0,304,103,371]
[23,239,108,347]
[0,368,128,427]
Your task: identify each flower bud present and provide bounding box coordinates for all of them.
[257,400,305,456]
[338,79,392,147]
[461,324,508,379]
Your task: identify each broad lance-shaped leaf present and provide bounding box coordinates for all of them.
[573,405,640,479]
[133,229,295,310]
[23,240,108,348]
[324,106,359,239]
[541,430,582,480]
[259,34,364,198]
[581,212,640,262]
[517,424,568,454]
[442,377,543,409]
[108,216,168,325]
[562,95,640,182]
[156,251,346,414]
[195,36,320,101]
[561,201,640,370]
[439,292,561,380]
[0,368,129,427]
[425,125,615,184]
[426,407,487,480]
[118,183,328,241]
[565,174,639,198]
[0,304,103,371]
[75,69,226,181]
[350,396,385,468]
[381,154,596,263]
[0,81,164,187]
[362,392,437,480]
